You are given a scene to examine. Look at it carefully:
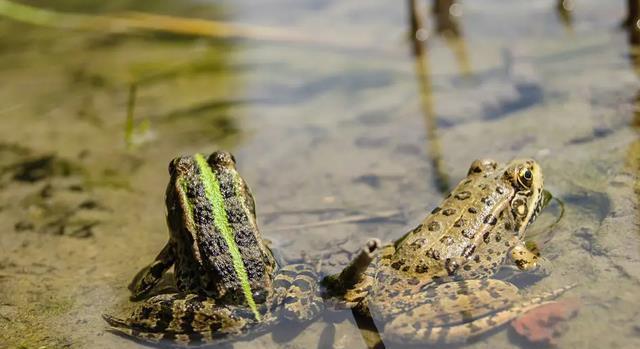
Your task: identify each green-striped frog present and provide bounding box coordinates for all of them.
[103,151,323,346]
[323,158,572,344]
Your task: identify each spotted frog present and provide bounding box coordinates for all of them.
[104,152,323,346]
[323,158,572,344]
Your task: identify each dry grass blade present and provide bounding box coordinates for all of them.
[265,209,402,232]
[0,0,378,51]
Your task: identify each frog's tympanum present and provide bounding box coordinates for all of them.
[323,158,573,344]
[103,152,323,346]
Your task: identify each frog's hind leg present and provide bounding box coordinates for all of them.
[103,293,269,347]
[273,263,324,322]
[128,241,176,300]
[383,280,575,344]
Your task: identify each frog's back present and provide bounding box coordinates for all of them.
[387,162,514,278]
[206,159,277,295]
[166,153,276,303]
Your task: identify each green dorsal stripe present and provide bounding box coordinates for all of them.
[193,153,260,321]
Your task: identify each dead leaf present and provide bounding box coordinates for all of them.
[511,298,581,345]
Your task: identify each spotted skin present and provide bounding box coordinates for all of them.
[324,159,572,344]
[273,264,324,322]
[106,152,323,346]
[105,294,256,346]
[384,283,575,344]
[105,264,323,347]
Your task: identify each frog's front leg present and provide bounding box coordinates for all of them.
[321,238,381,297]
[381,279,573,344]
[272,263,324,322]
[128,240,176,300]
[103,293,270,347]
[509,240,551,276]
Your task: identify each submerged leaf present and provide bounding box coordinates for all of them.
[511,299,580,345]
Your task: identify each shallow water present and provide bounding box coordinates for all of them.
[0,1,639,348]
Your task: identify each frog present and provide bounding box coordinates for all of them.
[103,151,323,346]
[322,158,574,344]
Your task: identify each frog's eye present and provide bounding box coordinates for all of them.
[208,151,235,167]
[518,168,533,187]
[168,159,177,175]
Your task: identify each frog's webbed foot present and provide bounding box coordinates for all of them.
[509,241,551,277]
[501,257,552,281]
[128,241,176,300]
[273,263,324,322]
[382,280,575,344]
[321,238,381,297]
[103,293,267,347]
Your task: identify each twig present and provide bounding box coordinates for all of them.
[122,11,320,44]
[265,209,402,232]
[261,207,357,217]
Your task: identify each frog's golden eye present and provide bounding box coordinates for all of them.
[518,168,533,187]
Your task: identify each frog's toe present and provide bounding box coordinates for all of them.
[530,256,552,276]
[364,238,381,255]
[498,262,551,282]
[102,313,128,329]
[103,313,169,345]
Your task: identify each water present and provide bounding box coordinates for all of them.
[0,1,639,348]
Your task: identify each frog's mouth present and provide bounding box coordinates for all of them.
[527,196,544,227]
[525,187,548,228]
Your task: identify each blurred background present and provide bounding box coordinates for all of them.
[0,1,639,348]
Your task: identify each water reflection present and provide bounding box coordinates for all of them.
[353,314,386,349]
[629,77,640,199]
[433,0,462,37]
[133,42,244,147]
[625,0,640,44]
[625,0,640,27]
[556,0,574,33]
[413,49,451,194]
[408,0,471,194]
[626,0,640,132]
[625,1,640,298]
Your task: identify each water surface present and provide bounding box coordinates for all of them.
[0,1,639,348]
